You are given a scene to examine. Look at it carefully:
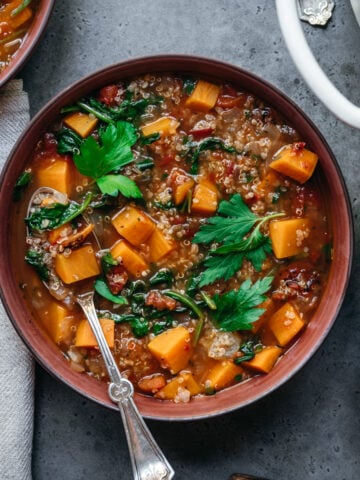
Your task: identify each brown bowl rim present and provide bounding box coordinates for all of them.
[0,54,354,420]
[0,0,55,88]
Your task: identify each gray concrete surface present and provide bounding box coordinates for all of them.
[19,1,360,479]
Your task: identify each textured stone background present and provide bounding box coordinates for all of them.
[20,1,360,479]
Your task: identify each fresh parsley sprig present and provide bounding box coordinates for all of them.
[211,277,273,331]
[73,121,142,199]
[193,194,284,286]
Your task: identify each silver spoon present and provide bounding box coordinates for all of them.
[27,187,174,480]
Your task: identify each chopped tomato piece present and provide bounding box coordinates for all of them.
[145,290,177,311]
[98,85,120,106]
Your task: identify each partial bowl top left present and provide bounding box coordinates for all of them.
[0,0,54,88]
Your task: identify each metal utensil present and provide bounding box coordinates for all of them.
[27,187,174,480]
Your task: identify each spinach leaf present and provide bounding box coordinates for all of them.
[56,128,83,155]
[25,249,49,281]
[94,278,128,305]
[13,171,32,201]
[25,192,92,232]
[187,137,238,174]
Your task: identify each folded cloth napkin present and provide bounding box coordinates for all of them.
[0,79,34,480]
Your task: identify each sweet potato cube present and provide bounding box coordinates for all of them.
[148,227,176,263]
[174,178,195,205]
[54,245,100,284]
[148,326,192,374]
[111,206,155,246]
[141,117,180,138]
[42,303,75,345]
[47,223,72,245]
[203,360,244,392]
[36,158,71,195]
[191,179,219,214]
[268,302,305,346]
[63,111,99,138]
[255,170,281,198]
[110,240,148,277]
[243,346,283,373]
[75,318,114,348]
[155,372,202,400]
[9,7,32,29]
[270,144,318,184]
[185,80,221,112]
[138,374,167,394]
[168,169,195,205]
[269,218,310,259]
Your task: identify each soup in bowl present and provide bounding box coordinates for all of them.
[0,0,54,87]
[0,56,352,420]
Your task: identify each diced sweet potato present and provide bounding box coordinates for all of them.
[42,302,75,345]
[63,111,99,138]
[9,7,32,29]
[141,117,180,138]
[202,360,244,392]
[147,326,192,374]
[168,168,195,205]
[243,346,283,373]
[111,206,155,246]
[36,158,71,195]
[47,223,73,244]
[155,372,202,400]
[148,227,176,263]
[110,240,148,277]
[191,179,219,214]
[270,143,318,184]
[185,80,221,112]
[255,170,281,198]
[75,318,115,348]
[269,218,311,259]
[268,302,305,346]
[48,223,94,248]
[54,245,100,284]
[138,374,167,394]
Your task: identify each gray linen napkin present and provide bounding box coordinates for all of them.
[0,79,34,480]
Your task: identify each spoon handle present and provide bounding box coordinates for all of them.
[76,291,175,480]
[109,381,175,480]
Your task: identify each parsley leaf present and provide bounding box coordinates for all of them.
[193,194,284,285]
[211,277,273,331]
[199,252,244,287]
[193,194,258,245]
[96,174,142,198]
[73,121,137,178]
